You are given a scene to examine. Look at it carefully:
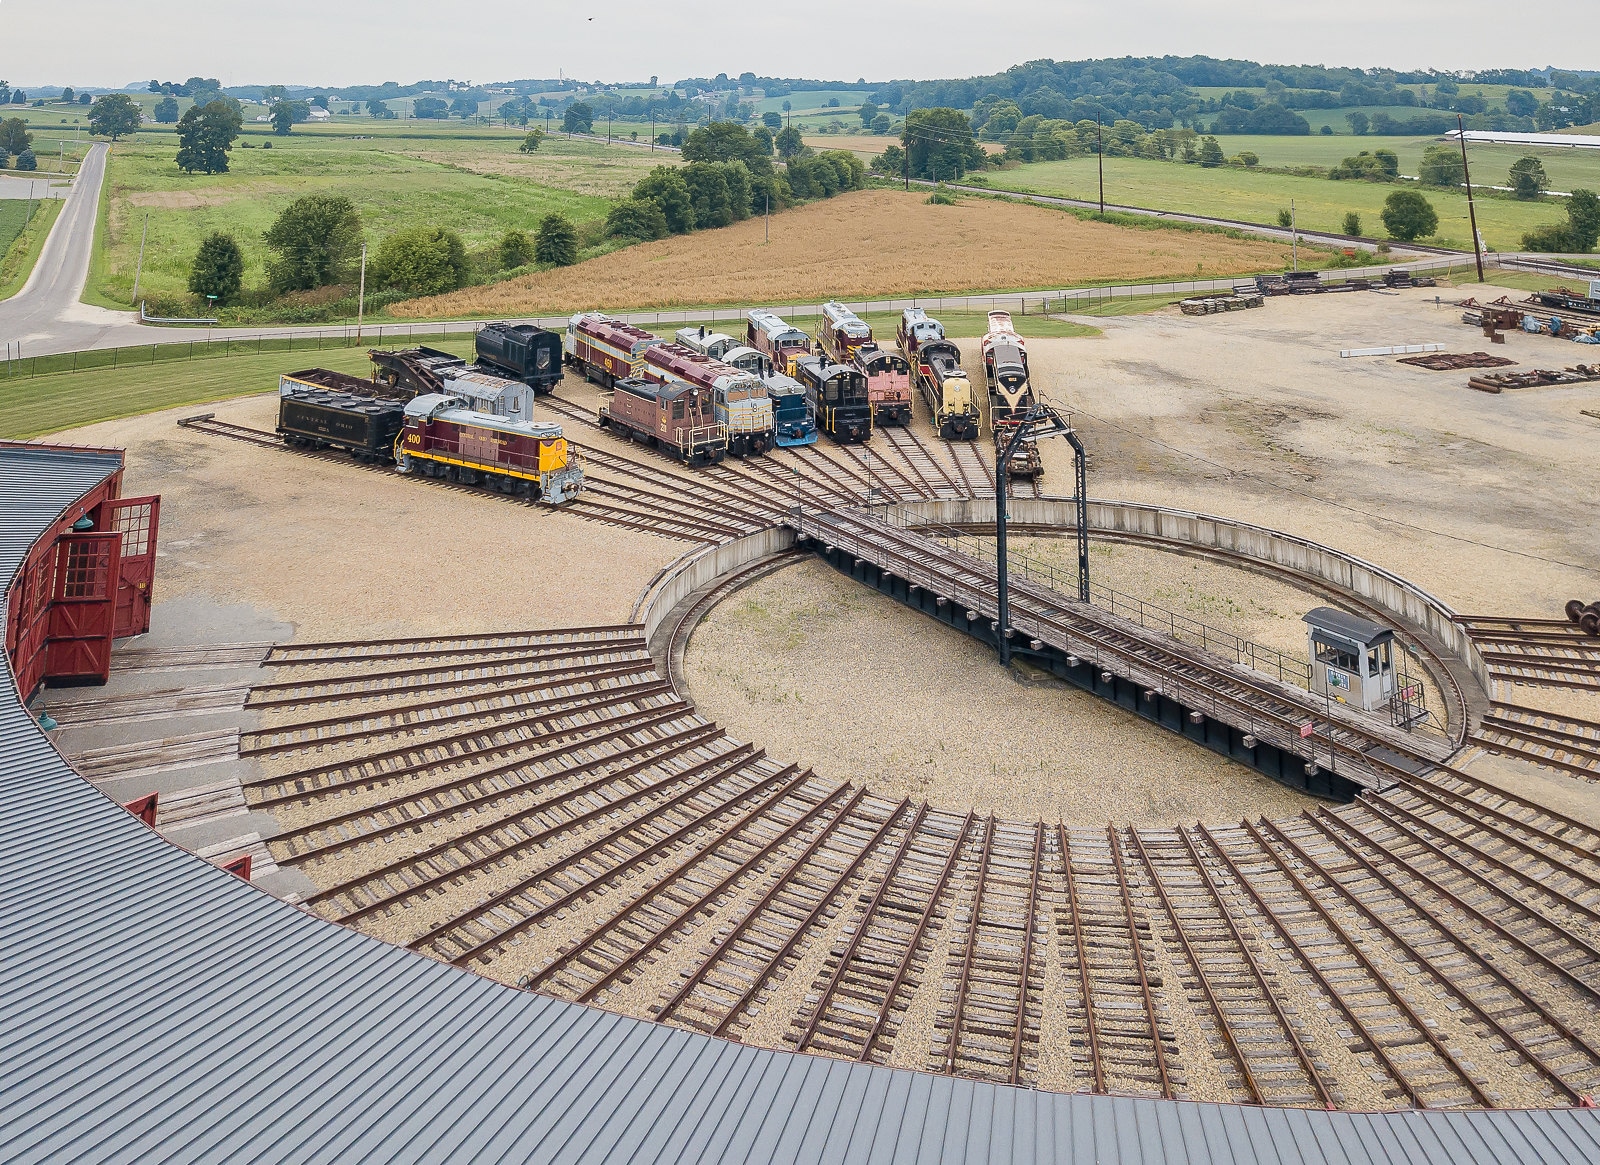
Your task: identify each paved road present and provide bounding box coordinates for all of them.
[0,142,138,354]
[0,175,70,201]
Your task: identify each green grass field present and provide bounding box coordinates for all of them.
[982,154,1585,249]
[0,335,477,440]
[0,200,36,256]
[1206,134,1600,187]
[0,197,61,298]
[90,133,622,310]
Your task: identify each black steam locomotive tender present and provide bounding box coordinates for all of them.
[277,380,406,461]
[475,322,563,396]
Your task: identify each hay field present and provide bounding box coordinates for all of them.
[389,189,1298,318]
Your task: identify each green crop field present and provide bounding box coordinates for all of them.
[0,199,36,256]
[0,197,61,298]
[982,153,1589,250]
[753,89,872,115]
[1206,134,1600,186]
[90,130,631,311]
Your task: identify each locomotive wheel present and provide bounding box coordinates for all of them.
[1582,610,1600,637]
[1566,599,1587,623]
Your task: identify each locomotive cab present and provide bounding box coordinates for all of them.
[675,327,739,360]
[797,355,871,444]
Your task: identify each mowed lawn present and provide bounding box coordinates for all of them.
[983,152,1591,249]
[91,134,616,306]
[391,188,1305,318]
[0,338,471,439]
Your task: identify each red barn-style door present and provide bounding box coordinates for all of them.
[109,495,160,638]
[44,533,120,684]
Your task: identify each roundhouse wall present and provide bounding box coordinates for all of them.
[633,526,797,642]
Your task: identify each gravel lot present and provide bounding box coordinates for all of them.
[61,392,679,639]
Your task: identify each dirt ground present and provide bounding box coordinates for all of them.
[682,557,1317,827]
[390,188,1300,317]
[1023,281,1600,622]
[60,394,678,640]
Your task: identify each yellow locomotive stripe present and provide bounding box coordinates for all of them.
[405,450,552,484]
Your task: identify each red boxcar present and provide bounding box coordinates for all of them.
[564,313,660,387]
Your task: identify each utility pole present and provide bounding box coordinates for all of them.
[994,404,1081,668]
[131,212,149,306]
[1291,199,1298,271]
[650,110,655,150]
[1097,117,1105,214]
[1458,114,1485,283]
[607,108,612,143]
[903,132,909,191]
[356,244,367,341]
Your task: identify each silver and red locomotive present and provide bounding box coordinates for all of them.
[396,394,585,504]
[640,343,774,457]
[564,313,660,388]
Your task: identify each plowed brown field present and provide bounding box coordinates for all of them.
[389,188,1298,318]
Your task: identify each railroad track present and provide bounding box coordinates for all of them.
[239,603,1600,1110]
[184,469,1600,1115]
[875,425,969,500]
[1472,703,1600,781]
[1459,615,1600,691]
[946,439,996,497]
[176,411,736,545]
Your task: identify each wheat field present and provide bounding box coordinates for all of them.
[388,189,1299,318]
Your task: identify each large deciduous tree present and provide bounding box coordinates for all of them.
[1381,190,1439,241]
[902,108,987,181]
[0,117,31,155]
[534,213,579,266]
[630,167,696,234]
[1417,144,1465,187]
[263,194,363,290]
[372,226,470,295]
[270,99,309,135]
[153,97,180,124]
[562,102,594,134]
[175,99,242,174]
[1508,155,1548,200]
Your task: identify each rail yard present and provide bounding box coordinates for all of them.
[12,274,1600,1135]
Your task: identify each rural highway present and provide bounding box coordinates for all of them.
[0,142,142,355]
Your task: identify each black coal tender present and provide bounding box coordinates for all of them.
[277,374,406,461]
[475,322,563,395]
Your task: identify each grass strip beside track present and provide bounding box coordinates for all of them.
[0,334,474,440]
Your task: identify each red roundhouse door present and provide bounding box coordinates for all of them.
[109,495,160,639]
[45,532,121,684]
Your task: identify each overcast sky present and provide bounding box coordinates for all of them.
[4,1,1591,89]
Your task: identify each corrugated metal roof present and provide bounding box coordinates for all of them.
[4,440,1600,1164]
